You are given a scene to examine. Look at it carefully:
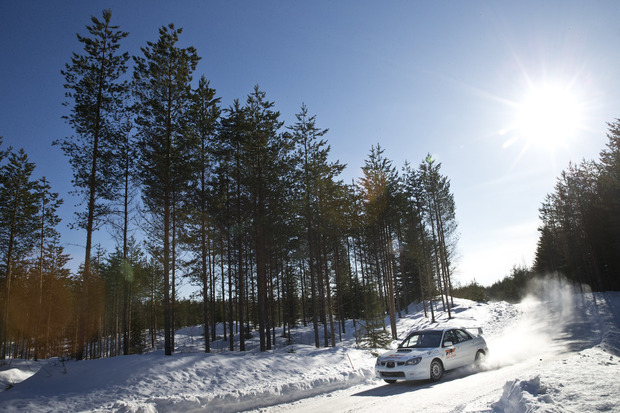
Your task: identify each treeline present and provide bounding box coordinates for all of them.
[486,266,533,302]
[534,120,620,291]
[0,10,459,361]
[451,266,533,304]
[449,119,620,303]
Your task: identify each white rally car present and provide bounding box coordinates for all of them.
[375,327,488,383]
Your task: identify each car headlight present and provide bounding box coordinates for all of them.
[405,357,422,366]
[376,358,381,366]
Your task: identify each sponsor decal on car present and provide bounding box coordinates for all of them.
[445,348,456,359]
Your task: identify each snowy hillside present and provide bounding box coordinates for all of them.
[0,281,618,412]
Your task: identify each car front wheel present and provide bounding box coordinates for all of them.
[384,379,397,384]
[430,359,443,381]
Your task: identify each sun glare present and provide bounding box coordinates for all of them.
[515,84,582,150]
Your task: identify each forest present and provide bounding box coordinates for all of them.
[1,10,619,362]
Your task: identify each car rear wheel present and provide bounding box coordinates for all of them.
[384,379,397,384]
[475,350,486,368]
[430,359,443,381]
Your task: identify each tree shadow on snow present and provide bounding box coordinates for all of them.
[555,293,620,354]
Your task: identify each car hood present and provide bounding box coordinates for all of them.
[378,348,437,360]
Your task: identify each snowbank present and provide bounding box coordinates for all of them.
[0,346,375,412]
[0,360,38,392]
[492,376,554,413]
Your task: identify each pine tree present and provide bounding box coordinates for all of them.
[244,86,287,351]
[185,76,220,352]
[290,104,328,347]
[419,155,457,316]
[401,162,434,320]
[359,144,399,339]
[289,104,346,347]
[56,9,130,359]
[217,99,250,351]
[133,23,200,356]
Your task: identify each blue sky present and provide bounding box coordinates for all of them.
[1,1,619,287]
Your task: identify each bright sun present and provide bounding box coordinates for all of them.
[515,84,582,150]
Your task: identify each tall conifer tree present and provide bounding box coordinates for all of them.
[244,86,287,351]
[289,104,344,347]
[359,145,399,339]
[217,99,250,351]
[56,9,129,359]
[185,76,220,353]
[132,23,200,356]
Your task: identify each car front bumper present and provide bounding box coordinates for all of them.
[375,359,432,381]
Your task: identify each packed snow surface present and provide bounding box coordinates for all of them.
[1,280,619,412]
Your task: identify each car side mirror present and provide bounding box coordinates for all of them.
[443,341,453,347]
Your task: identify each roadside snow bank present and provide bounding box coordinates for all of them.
[0,346,375,413]
[491,376,555,413]
[0,364,36,392]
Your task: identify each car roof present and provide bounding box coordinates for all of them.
[405,329,444,335]
[406,327,469,335]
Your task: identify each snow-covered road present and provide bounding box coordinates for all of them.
[258,350,563,413]
[251,287,620,413]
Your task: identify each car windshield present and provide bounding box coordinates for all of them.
[398,331,442,349]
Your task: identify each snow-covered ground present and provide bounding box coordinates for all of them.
[0,279,618,412]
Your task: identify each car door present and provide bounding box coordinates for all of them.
[453,329,476,367]
[441,330,459,370]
